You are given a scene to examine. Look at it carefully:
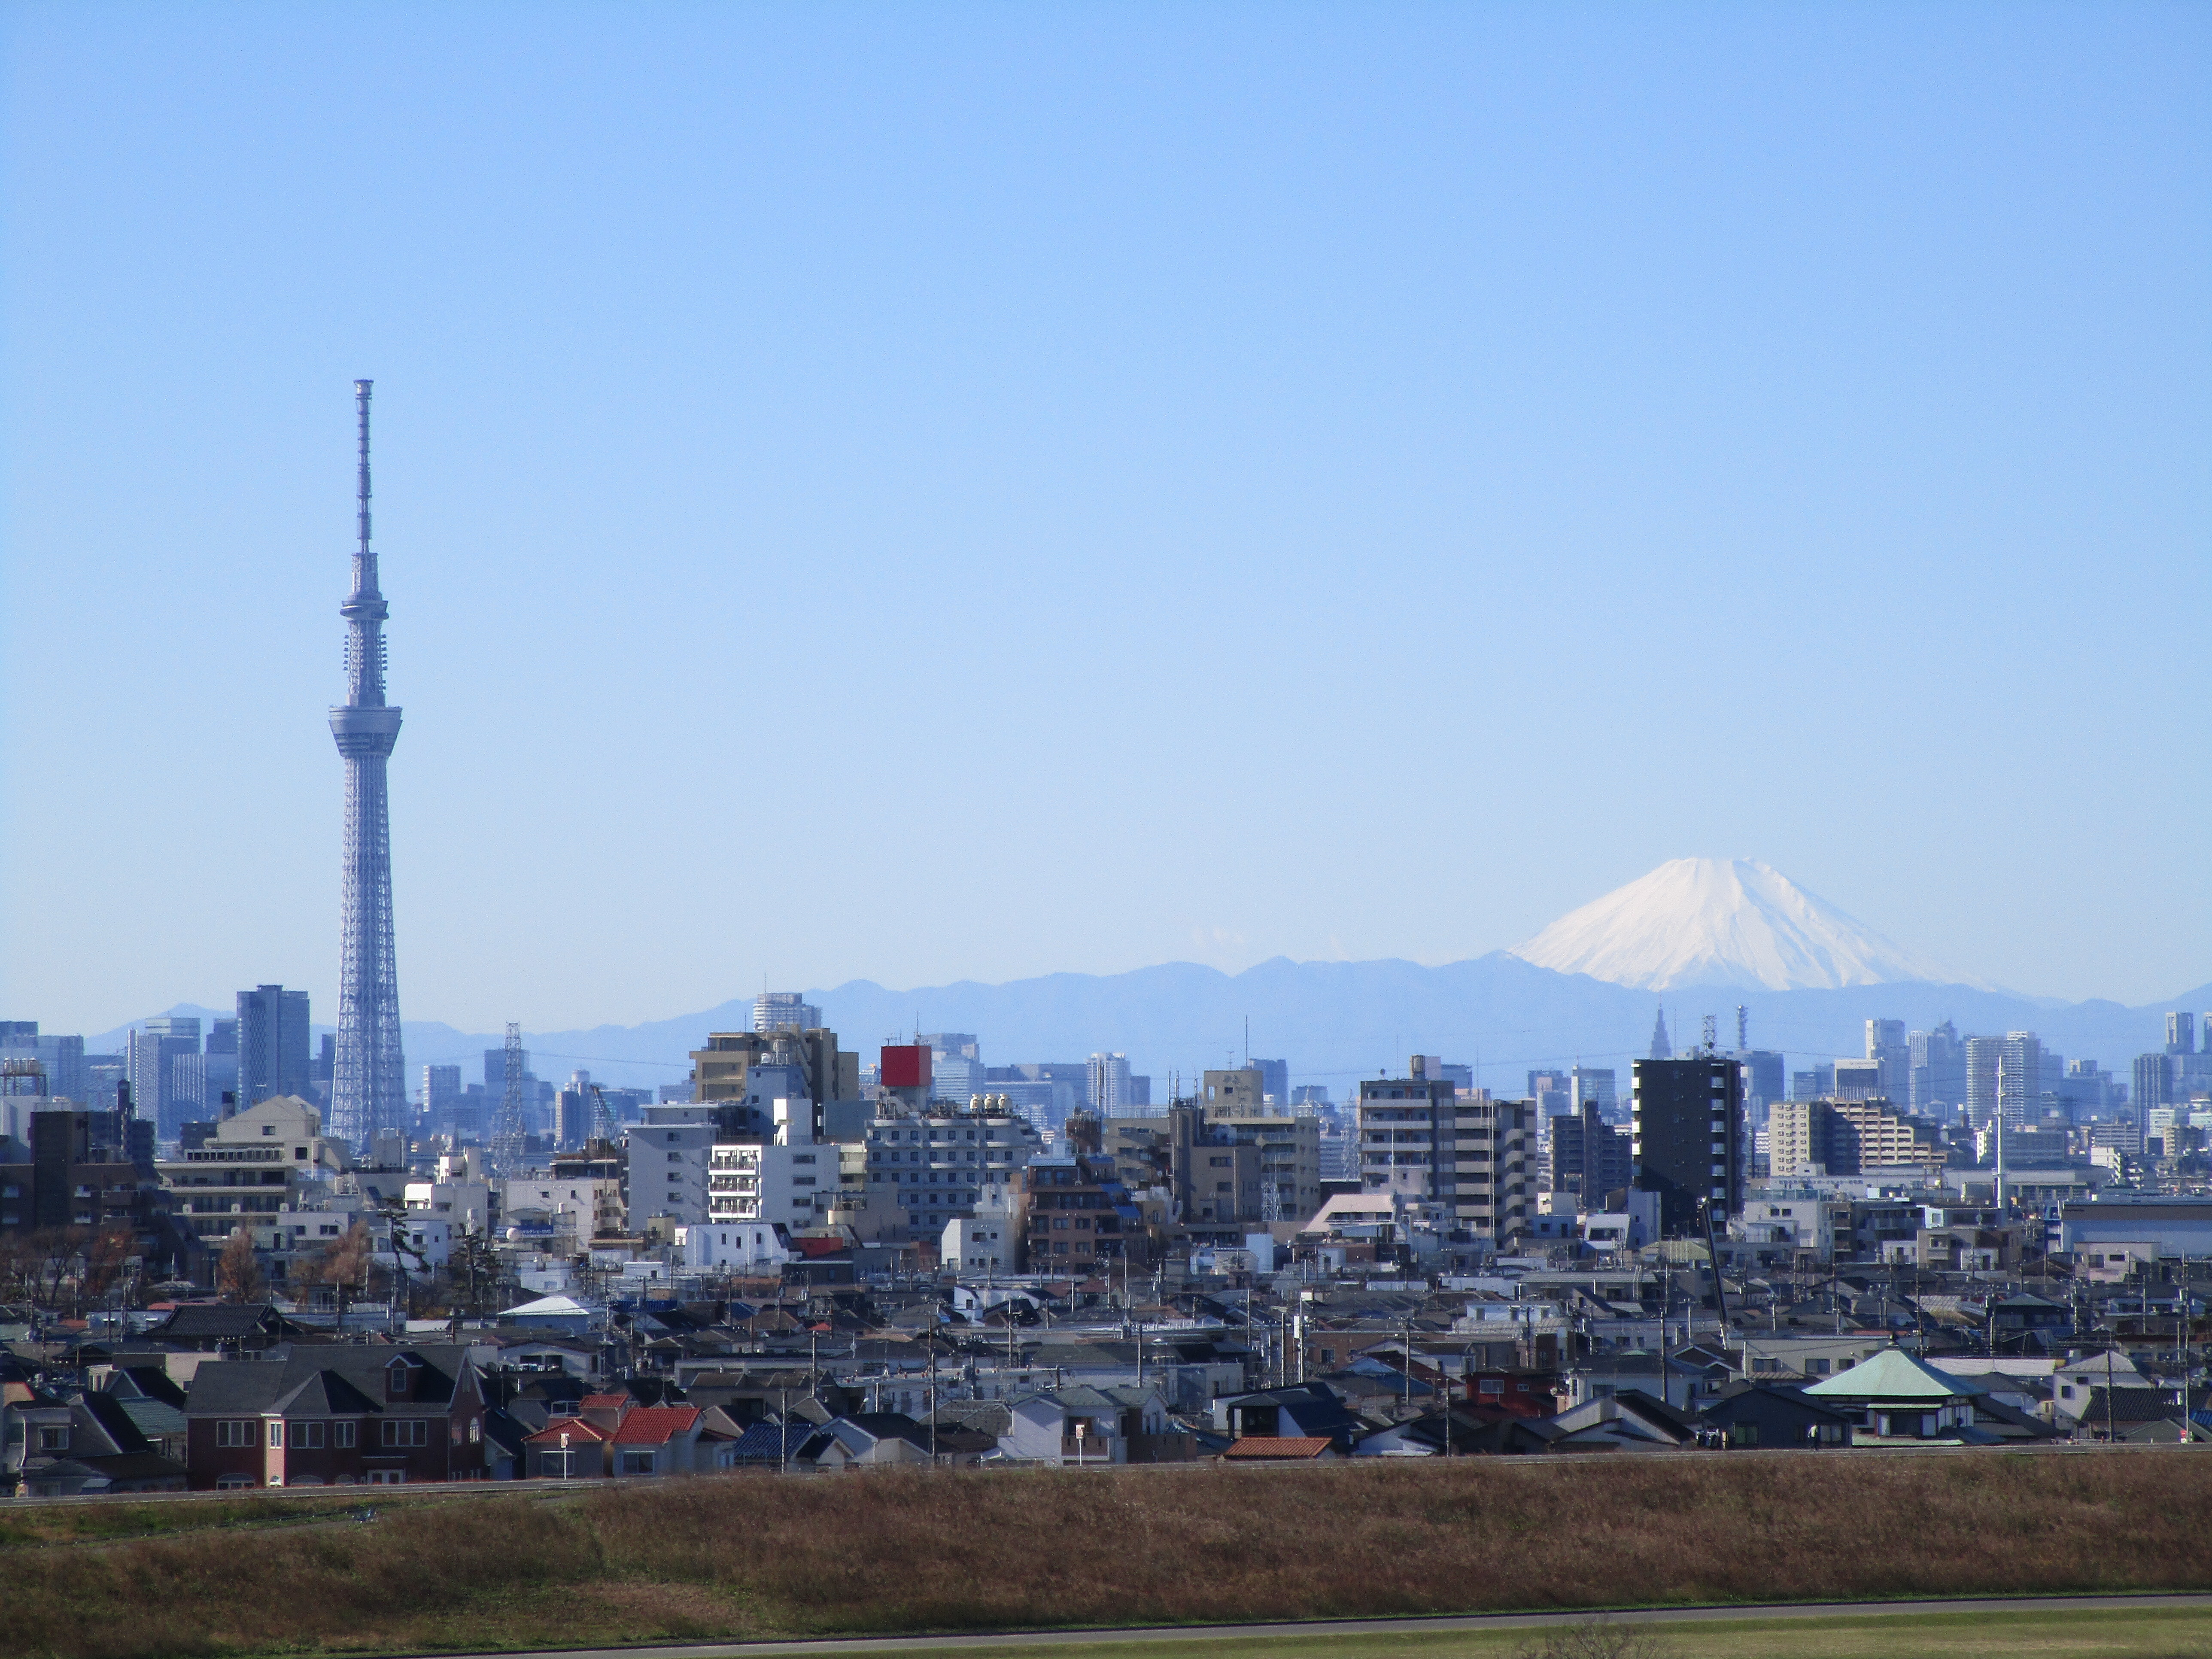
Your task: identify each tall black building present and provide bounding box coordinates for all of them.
[1631,1057,1744,1237]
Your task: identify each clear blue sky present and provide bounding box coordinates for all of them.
[3,2,2206,1035]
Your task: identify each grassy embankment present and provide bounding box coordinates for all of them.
[8,1452,2212,1659]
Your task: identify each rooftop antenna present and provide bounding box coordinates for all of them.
[1701,1015,1718,1058]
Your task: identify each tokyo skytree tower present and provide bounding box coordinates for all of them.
[329,380,405,1149]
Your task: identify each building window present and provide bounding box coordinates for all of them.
[620,1451,655,1474]
[218,1420,255,1448]
[267,1421,284,1448]
[294,1421,326,1449]
[37,1426,69,1452]
[382,1419,428,1448]
[334,1421,357,1448]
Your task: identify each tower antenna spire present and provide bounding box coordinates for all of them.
[331,378,405,1152]
[356,378,373,559]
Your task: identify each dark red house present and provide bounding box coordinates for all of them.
[182,1344,486,1488]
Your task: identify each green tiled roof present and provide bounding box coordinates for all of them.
[1803,1346,1979,1401]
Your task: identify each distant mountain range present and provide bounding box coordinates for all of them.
[88,859,2208,1102]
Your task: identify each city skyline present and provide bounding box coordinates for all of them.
[3,6,2206,1035]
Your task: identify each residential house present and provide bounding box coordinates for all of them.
[1541,1390,1703,1452]
[184,1345,487,1488]
[796,1413,935,1470]
[1700,1382,1854,1449]
[1001,1385,1173,1465]
[1801,1347,1981,1443]
[143,1302,298,1353]
[99,1365,188,1462]
[1210,1381,1361,1450]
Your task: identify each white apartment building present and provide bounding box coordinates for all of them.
[403,1176,492,1232]
[708,1064,831,1229]
[681,1220,791,1270]
[943,1212,1018,1274]
[501,1175,625,1245]
[864,1105,1041,1242]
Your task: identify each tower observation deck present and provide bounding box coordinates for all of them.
[329,379,404,1150]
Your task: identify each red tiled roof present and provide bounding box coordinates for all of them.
[579,1392,630,1410]
[1221,1436,1333,1459]
[524,1419,611,1444]
[610,1406,702,1444]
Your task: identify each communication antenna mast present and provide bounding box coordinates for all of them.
[1701,1015,1718,1057]
[489,1021,529,1176]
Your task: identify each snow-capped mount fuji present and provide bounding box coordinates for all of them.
[1511,857,1952,992]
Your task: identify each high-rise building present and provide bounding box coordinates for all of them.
[2168,1013,2200,1056]
[0,1027,88,1105]
[1086,1052,1132,1113]
[1768,1099,1944,1179]
[1963,1036,2004,1125]
[755,992,822,1034]
[690,1028,861,1141]
[921,1035,984,1102]
[1832,1058,1883,1101]
[1630,1057,1744,1237]
[1528,1070,1572,1117]
[421,1064,462,1132]
[1549,1101,1631,1203]
[1866,1018,1910,1105]
[1570,1066,1619,1116]
[1252,1057,1290,1110]
[1647,1009,1671,1061]
[1909,1021,1967,1115]
[203,1018,239,1111]
[128,1018,201,1142]
[483,1045,529,1091]
[1356,1057,1531,1243]
[2134,1054,2174,1115]
[329,380,406,1150]
[237,986,313,1108]
[1998,1032,2043,1127]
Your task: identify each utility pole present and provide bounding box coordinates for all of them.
[2105,1338,2116,1443]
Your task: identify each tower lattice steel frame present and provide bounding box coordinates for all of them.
[329,379,405,1149]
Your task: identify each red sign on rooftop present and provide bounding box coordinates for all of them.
[880,1044,931,1088]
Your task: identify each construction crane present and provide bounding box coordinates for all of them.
[587,1082,621,1146]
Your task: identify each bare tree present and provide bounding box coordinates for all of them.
[24,1228,91,1313]
[217,1225,267,1304]
[84,1228,137,1303]
[1512,1616,1674,1659]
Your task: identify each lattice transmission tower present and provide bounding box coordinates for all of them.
[489,1022,529,1176]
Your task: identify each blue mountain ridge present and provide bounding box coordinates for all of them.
[371,954,2209,1098]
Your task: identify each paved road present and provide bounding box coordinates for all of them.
[422,1593,2212,1658]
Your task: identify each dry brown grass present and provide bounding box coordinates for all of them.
[6,1451,2212,1659]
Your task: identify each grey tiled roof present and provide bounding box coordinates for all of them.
[185,1345,475,1417]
